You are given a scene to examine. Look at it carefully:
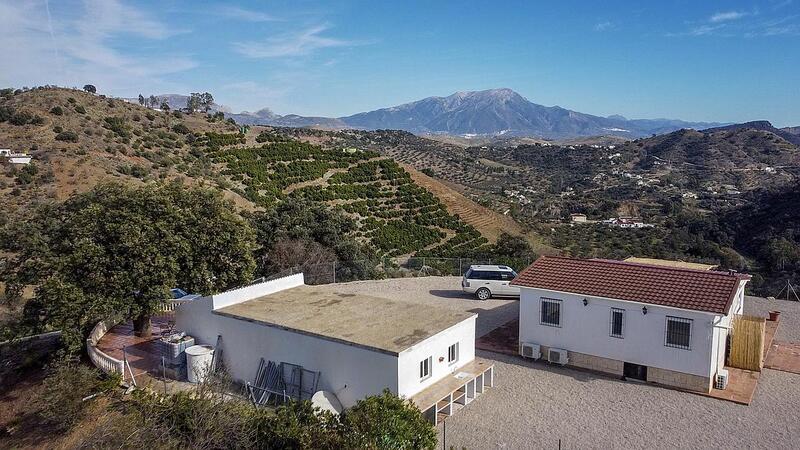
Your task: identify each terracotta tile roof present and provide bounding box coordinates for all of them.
[511,256,750,314]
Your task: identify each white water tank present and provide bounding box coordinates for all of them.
[185,344,214,383]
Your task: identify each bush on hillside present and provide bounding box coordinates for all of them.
[172,123,190,134]
[55,130,79,142]
[49,106,64,115]
[36,360,118,431]
[103,116,130,138]
[74,105,86,114]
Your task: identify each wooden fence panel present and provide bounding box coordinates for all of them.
[729,315,765,372]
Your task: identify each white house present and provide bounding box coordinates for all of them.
[175,274,493,422]
[512,256,750,392]
[0,149,32,165]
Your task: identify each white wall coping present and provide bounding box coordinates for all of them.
[211,273,305,310]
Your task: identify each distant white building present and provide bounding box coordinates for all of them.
[512,256,750,393]
[603,217,654,228]
[0,149,32,165]
[176,274,493,423]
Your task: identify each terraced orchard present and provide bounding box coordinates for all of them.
[210,137,489,257]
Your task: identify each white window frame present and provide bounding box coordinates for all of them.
[419,356,432,381]
[610,308,625,338]
[665,316,692,350]
[447,342,459,365]
[540,298,562,327]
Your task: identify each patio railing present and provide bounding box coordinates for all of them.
[86,316,127,381]
[156,299,192,313]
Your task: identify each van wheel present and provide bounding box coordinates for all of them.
[476,288,491,300]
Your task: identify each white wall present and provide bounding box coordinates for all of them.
[213,315,396,408]
[396,316,476,398]
[519,288,719,377]
[175,274,397,407]
[176,275,479,407]
[210,273,304,310]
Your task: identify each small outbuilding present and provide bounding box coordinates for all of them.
[176,274,493,421]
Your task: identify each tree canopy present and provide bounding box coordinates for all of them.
[1,182,256,349]
[83,84,96,93]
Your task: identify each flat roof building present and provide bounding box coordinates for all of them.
[176,274,493,422]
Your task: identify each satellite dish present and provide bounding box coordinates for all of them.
[311,390,344,415]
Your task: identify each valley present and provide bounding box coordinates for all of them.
[2,86,799,298]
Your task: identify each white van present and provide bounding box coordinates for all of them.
[461,265,520,300]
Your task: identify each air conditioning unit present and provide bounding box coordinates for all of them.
[519,342,541,360]
[547,348,569,365]
[715,369,729,390]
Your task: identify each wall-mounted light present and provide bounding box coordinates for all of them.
[583,298,588,306]
[642,306,648,315]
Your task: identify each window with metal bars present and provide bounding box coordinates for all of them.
[419,356,432,380]
[665,316,692,350]
[540,298,561,327]
[610,308,625,338]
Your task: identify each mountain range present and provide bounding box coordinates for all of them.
[224,88,726,139]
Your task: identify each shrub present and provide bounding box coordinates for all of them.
[53,125,63,133]
[74,105,86,114]
[103,116,130,138]
[117,164,149,178]
[67,97,76,104]
[341,389,436,449]
[9,110,34,125]
[15,163,38,185]
[50,106,64,115]
[0,105,14,122]
[36,360,118,431]
[145,112,156,121]
[172,123,190,134]
[55,130,79,142]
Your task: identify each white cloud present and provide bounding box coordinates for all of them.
[233,24,359,58]
[594,21,614,32]
[217,5,279,22]
[0,0,195,95]
[710,11,748,23]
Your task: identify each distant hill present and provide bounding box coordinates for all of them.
[223,88,723,139]
[625,124,800,170]
[704,120,800,146]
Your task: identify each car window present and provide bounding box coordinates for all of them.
[500,271,515,280]
[486,271,502,280]
[468,270,484,280]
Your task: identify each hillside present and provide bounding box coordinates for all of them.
[224,88,722,139]
[0,87,246,213]
[0,87,513,260]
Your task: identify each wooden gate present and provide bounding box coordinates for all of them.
[729,315,766,371]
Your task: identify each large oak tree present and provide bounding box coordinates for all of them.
[1,182,256,349]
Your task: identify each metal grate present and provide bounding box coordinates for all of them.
[665,316,692,350]
[610,308,625,338]
[540,298,562,327]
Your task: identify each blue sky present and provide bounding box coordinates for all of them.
[2,0,799,126]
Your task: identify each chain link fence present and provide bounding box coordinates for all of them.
[256,256,535,286]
